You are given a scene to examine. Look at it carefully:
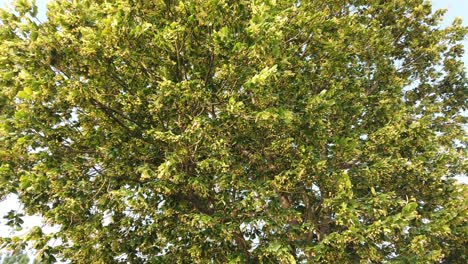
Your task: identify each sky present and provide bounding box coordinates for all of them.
[0,0,467,260]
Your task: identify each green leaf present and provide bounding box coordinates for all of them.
[402,202,418,215]
[16,87,33,99]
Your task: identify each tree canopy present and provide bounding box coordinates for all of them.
[0,0,467,263]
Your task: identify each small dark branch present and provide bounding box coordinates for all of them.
[90,97,146,131]
[204,52,215,88]
[234,231,253,260]
[90,98,133,133]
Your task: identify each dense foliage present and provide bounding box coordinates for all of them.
[0,0,467,263]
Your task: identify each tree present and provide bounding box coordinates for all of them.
[0,0,467,262]
[1,250,31,264]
